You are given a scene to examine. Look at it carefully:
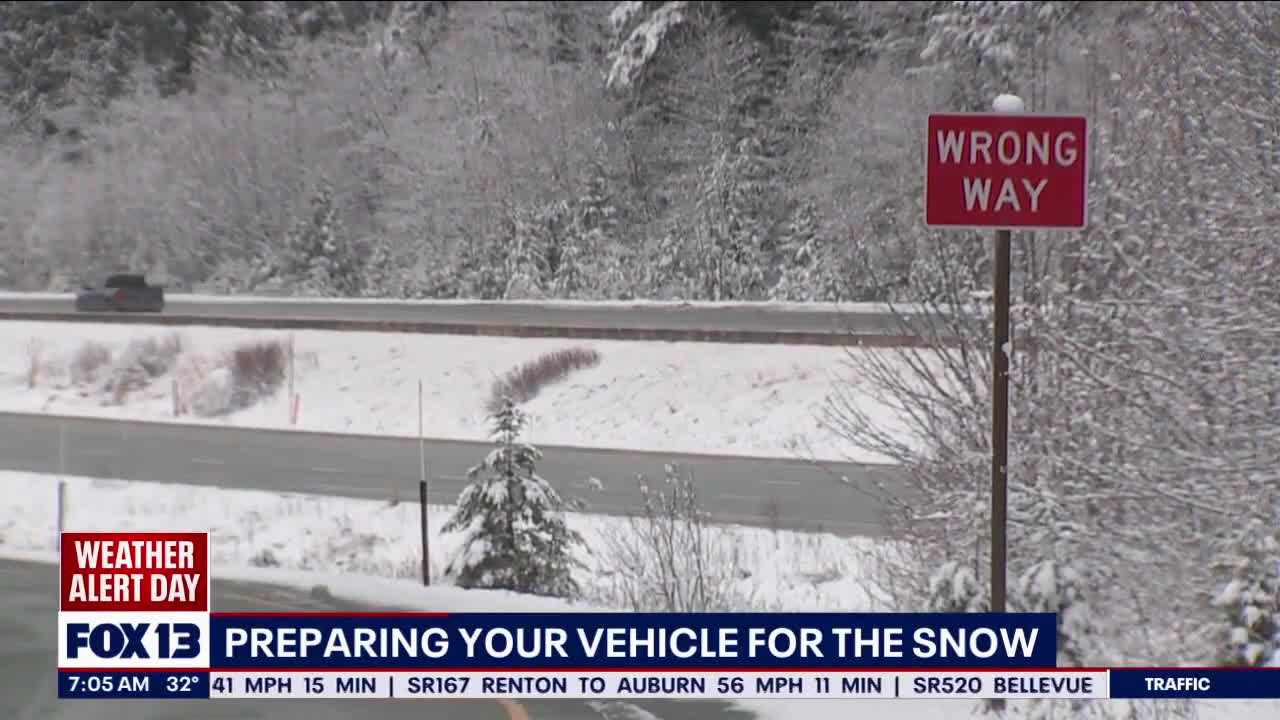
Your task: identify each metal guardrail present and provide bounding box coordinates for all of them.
[0,311,943,347]
[0,295,958,347]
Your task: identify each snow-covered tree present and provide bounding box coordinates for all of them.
[441,398,585,598]
[925,560,988,614]
[560,160,626,298]
[1207,520,1280,667]
[685,135,773,300]
[605,1,689,91]
[267,180,363,296]
[1016,560,1100,668]
[921,1,1084,112]
[770,200,837,302]
[821,3,1260,676]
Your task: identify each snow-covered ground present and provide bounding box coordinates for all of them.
[2,469,1273,720]
[1,321,913,461]
[0,470,881,612]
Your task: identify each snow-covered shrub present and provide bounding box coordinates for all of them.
[173,350,220,412]
[100,333,185,404]
[926,557,1104,664]
[69,340,112,384]
[102,362,149,405]
[124,333,184,377]
[487,346,602,413]
[925,560,988,613]
[228,339,287,410]
[249,548,280,568]
[595,464,755,612]
[441,398,585,598]
[186,365,236,417]
[1207,520,1280,667]
[1015,559,1100,667]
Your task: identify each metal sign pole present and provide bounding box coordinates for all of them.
[991,228,1012,613]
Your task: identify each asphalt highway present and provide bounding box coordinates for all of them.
[0,558,753,720]
[0,413,900,535]
[0,294,915,336]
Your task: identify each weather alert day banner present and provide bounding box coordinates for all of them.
[56,531,1279,702]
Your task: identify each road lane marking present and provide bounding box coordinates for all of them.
[310,466,345,474]
[764,479,802,487]
[716,493,759,502]
[310,482,370,494]
[192,457,225,465]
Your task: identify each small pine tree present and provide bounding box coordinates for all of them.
[771,200,832,301]
[691,136,772,300]
[1208,520,1280,667]
[555,166,621,299]
[361,241,399,298]
[442,398,585,598]
[274,182,362,297]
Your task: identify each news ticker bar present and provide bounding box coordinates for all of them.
[57,669,1280,701]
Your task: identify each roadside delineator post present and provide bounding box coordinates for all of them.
[57,422,68,550]
[56,479,66,551]
[419,379,430,586]
[288,334,297,425]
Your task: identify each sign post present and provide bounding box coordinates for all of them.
[924,97,1089,614]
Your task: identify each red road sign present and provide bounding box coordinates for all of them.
[925,113,1089,230]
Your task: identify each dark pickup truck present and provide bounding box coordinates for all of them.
[75,274,166,313]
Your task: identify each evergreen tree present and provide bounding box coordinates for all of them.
[771,200,836,301]
[442,398,585,598]
[271,181,362,296]
[688,135,773,300]
[1208,519,1280,667]
[558,162,622,298]
[360,240,399,297]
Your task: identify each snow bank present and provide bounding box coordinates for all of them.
[0,321,915,461]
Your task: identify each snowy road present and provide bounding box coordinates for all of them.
[0,413,902,535]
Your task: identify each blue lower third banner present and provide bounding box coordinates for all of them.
[58,671,209,699]
[206,612,1059,669]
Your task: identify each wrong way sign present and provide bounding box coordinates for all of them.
[925,113,1088,230]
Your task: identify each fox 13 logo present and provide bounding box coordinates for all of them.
[65,621,203,661]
